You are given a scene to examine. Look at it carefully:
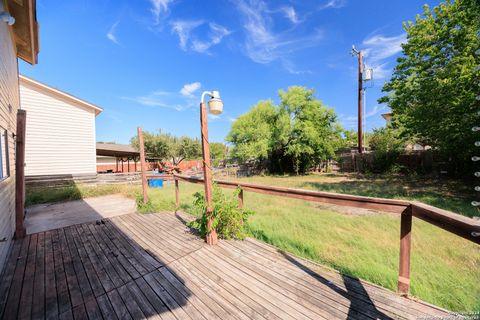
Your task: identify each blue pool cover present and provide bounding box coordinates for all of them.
[148,179,164,188]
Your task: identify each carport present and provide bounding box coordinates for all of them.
[96,143,140,173]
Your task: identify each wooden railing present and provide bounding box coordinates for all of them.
[172,174,480,296]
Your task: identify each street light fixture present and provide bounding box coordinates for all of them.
[200,90,224,245]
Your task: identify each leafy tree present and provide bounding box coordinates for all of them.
[226,100,276,161]
[173,136,202,165]
[131,131,201,166]
[210,142,227,166]
[341,130,358,149]
[279,87,343,173]
[369,127,406,173]
[227,86,343,174]
[340,130,374,150]
[379,0,480,173]
[369,127,404,153]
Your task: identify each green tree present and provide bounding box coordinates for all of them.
[341,130,358,149]
[173,136,202,165]
[131,131,201,166]
[369,127,406,173]
[339,130,376,149]
[379,0,480,173]
[370,128,404,153]
[210,142,227,166]
[279,87,342,173]
[226,100,276,161]
[227,87,343,174]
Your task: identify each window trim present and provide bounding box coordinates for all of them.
[0,128,10,181]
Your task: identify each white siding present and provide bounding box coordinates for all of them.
[20,84,97,176]
[0,1,19,272]
[96,156,117,165]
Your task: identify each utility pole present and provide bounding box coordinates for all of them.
[351,45,363,153]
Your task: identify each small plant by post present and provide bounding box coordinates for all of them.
[188,184,254,240]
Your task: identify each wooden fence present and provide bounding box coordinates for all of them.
[172,174,480,296]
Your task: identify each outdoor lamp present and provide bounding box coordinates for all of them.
[0,11,15,25]
[199,90,224,245]
[201,90,224,115]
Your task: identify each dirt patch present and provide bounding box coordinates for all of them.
[312,202,393,216]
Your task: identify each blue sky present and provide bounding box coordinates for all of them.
[20,0,441,144]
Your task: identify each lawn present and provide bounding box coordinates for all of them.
[230,173,479,218]
[26,174,480,311]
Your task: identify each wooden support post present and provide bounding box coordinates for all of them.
[398,206,412,295]
[238,188,244,209]
[137,127,148,205]
[175,179,179,211]
[200,102,218,245]
[127,158,130,172]
[15,110,26,239]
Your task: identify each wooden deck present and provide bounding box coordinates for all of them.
[0,212,449,320]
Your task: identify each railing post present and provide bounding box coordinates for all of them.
[398,206,412,295]
[238,188,244,209]
[15,110,27,239]
[137,127,148,204]
[175,178,180,211]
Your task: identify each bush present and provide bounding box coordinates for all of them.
[369,128,404,173]
[136,194,156,213]
[188,184,254,240]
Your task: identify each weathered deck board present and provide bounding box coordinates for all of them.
[0,212,449,319]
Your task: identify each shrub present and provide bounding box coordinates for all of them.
[369,127,404,173]
[136,194,156,213]
[188,184,254,240]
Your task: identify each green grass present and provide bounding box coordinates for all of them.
[25,184,140,207]
[25,174,480,311]
[230,173,479,218]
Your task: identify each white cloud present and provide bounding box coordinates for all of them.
[363,33,406,61]
[122,91,172,108]
[171,20,230,53]
[150,0,174,25]
[234,0,323,72]
[228,117,237,123]
[106,21,120,44]
[362,33,406,79]
[208,114,221,120]
[123,82,204,111]
[191,23,231,53]
[180,82,201,97]
[369,63,390,80]
[340,105,386,129]
[171,20,204,50]
[365,104,386,118]
[280,6,300,24]
[319,0,346,10]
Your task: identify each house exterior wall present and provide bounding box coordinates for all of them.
[19,83,97,176]
[0,1,20,272]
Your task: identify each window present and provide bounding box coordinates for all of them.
[0,129,9,180]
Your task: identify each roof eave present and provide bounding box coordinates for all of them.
[7,0,40,65]
[19,75,104,115]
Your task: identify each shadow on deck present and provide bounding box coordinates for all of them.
[0,210,448,319]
